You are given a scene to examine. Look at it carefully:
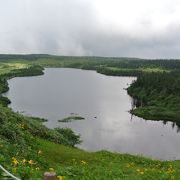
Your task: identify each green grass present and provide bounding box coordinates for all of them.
[38,139,180,179]
[139,67,169,73]
[0,63,29,75]
[106,67,168,73]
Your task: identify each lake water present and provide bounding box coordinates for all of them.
[4,68,180,160]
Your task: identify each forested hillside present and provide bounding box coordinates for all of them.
[128,71,180,129]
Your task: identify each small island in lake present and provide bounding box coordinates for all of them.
[58,115,85,122]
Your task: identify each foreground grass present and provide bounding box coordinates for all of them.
[38,139,180,180]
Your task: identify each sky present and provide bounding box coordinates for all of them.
[0,0,180,58]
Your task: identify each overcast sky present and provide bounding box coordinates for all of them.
[0,0,180,58]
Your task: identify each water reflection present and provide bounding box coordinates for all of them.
[4,68,180,160]
[131,97,180,132]
[168,121,180,133]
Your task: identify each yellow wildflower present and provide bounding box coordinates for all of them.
[136,169,140,172]
[58,176,64,180]
[140,171,144,175]
[12,157,18,166]
[81,160,87,165]
[22,159,26,164]
[19,123,25,129]
[28,159,34,165]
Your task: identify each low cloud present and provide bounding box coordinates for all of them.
[0,0,180,58]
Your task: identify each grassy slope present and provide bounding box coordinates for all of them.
[0,56,180,179]
[39,139,180,179]
[0,62,29,75]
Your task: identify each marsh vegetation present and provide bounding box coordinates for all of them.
[58,116,85,122]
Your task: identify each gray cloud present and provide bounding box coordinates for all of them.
[0,0,180,58]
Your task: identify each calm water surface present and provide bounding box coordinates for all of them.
[5,68,180,160]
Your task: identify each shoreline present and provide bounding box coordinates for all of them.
[2,67,179,159]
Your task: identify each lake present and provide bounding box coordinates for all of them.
[4,68,180,160]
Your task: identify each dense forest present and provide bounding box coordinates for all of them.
[128,71,180,129]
